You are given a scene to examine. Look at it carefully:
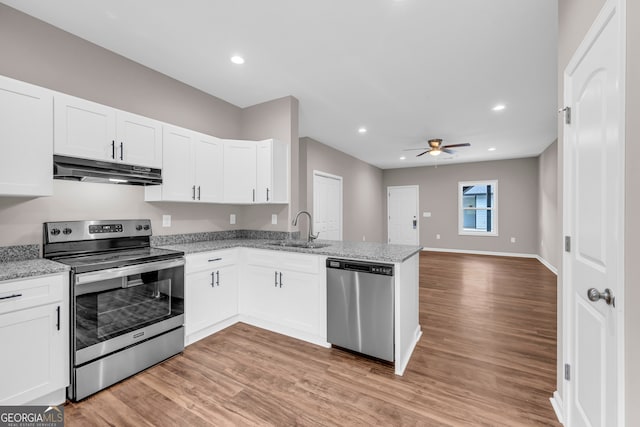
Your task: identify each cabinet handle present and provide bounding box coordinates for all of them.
[211,271,215,287]
[274,271,278,287]
[208,258,222,262]
[192,185,196,200]
[266,188,270,201]
[198,186,201,200]
[120,142,124,161]
[253,189,256,202]
[279,272,283,288]
[111,140,116,159]
[0,293,22,301]
[216,271,220,286]
[56,306,61,331]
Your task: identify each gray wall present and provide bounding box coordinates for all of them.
[538,140,558,269]
[299,137,384,243]
[383,158,539,254]
[0,4,296,245]
[625,1,640,423]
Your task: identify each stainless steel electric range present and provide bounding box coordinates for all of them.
[43,219,185,401]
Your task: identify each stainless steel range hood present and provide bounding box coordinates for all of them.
[53,155,162,186]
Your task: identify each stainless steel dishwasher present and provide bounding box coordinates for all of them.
[326,258,394,362]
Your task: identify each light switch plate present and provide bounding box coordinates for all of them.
[510,237,516,243]
[423,212,431,217]
[162,215,171,227]
[230,214,236,225]
[436,234,441,240]
[271,214,277,225]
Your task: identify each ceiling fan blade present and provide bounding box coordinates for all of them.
[403,148,429,151]
[442,143,471,148]
[442,148,454,154]
[416,150,431,157]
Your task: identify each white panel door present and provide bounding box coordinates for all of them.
[160,125,194,201]
[194,134,223,202]
[387,186,419,245]
[563,1,623,426]
[116,110,162,168]
[313,171,342,241]
[223,140,256,203]
[54,93,116,161]
[0,75,53,196]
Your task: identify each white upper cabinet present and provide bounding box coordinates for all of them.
[0,75,53,197]
[224,138,289,204]
[54,93,162,168]
[145,125,223,203]
[223,140,257,203]
[256,139,288,203]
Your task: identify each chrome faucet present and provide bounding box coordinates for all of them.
[292,210,319,242]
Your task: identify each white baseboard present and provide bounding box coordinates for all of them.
[550,390,564,425]
[422,247,558,275]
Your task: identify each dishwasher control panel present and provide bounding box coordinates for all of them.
[326,258,394,276]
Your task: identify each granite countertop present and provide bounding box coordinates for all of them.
[0,259,70,282]
[159,239,422,263]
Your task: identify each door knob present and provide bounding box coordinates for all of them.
[587,288,614,306]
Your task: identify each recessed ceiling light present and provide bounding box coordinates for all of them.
[488,147,497,151]
[358,127,367,134]
[230,55,245,65]
[400,156,406,160]
[492,104,506,111]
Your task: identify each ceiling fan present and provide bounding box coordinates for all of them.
[405,139,471,157]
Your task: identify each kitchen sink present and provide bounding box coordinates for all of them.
[266,240,331,249]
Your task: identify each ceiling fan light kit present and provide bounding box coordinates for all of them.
[405,138,472,157]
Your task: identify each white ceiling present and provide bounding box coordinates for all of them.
[2,0,558,169]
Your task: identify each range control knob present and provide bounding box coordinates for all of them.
[143,224,150,231]
[136,225,143,231]
[50,228,61,236]
[62,228,72,235]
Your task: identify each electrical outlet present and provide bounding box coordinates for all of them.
[511,237,516,243]
[230,214,236,225]
[271,214,277,225]
[162,215,171,227]
[362,235,366,241]
[436,234,441,240]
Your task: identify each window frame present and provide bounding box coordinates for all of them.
[458,180,499,237]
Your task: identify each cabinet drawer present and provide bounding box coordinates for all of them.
[186,249,237,273]
[0,274,66,316]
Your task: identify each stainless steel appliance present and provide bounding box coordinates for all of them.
[326,258,395,362]
[43,219,184,401]
[53,155,162,186]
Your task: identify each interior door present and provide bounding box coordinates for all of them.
[563,1,624,425]
[313,171,342,241]
[387,186,419,245]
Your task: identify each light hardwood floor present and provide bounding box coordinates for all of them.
[65,251,560,426]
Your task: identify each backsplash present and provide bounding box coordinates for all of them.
[0,244,39,262]
[150,229,300,246]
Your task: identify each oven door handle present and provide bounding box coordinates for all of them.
[74,258,185,285]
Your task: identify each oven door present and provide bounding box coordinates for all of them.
[73,258,185,365]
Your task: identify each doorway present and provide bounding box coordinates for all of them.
[387,185,419,245]
[312,171,343,241]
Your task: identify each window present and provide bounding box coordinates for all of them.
[458,180,498,236]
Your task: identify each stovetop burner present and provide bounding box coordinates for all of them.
[53,247,184,273]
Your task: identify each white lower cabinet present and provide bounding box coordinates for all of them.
[185,249,238,343]
[0,273,68,405]
[185,248,326,347]
[241,249,324,339]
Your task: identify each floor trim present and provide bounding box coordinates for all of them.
[550,390,564,425]
[422,248,558,275]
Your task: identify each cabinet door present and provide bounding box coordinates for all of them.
[278,269,320,335]
[213,264,238,323]
[194,134,223,202]
[240,265,280,321]
[255,140,273,203]
[0,76,53,196]
[54,93,116,162]
[223,140,256,203]
[116,110,162,168]
[0,304,66,404]
[186,265,238,336]
[158,125,195,201]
